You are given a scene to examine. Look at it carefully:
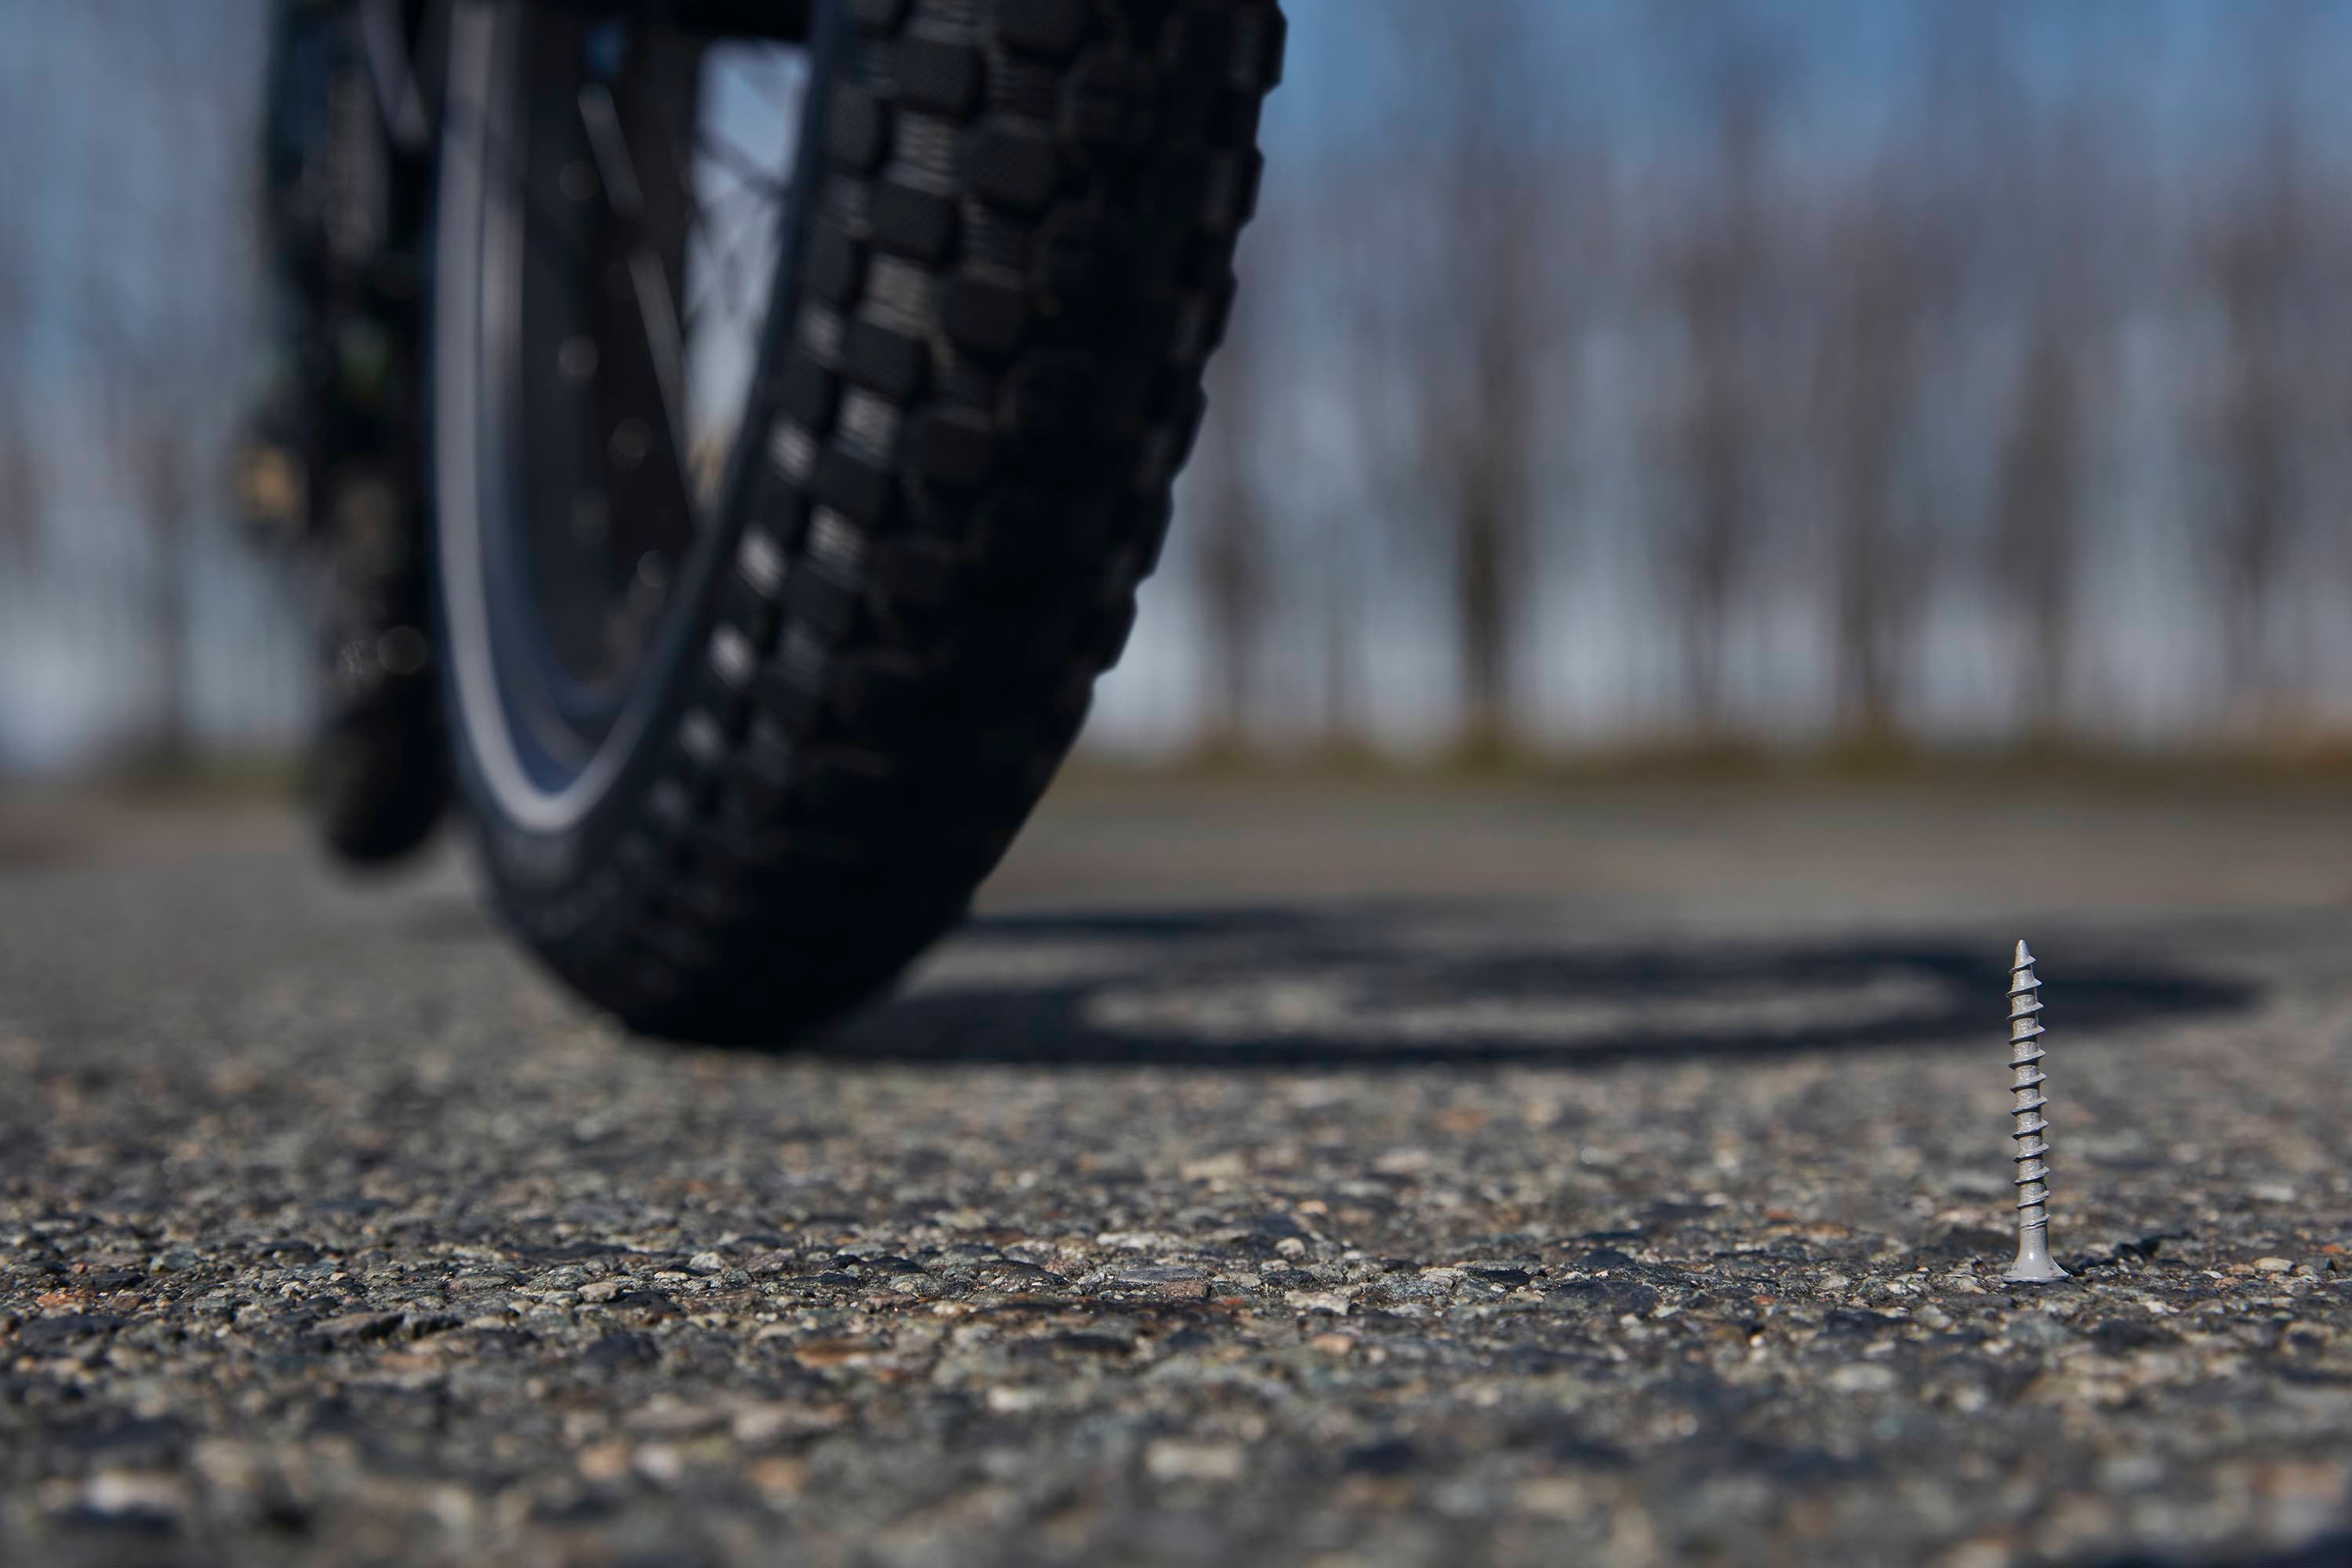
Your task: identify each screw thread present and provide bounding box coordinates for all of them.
[2003,938,2067,1282]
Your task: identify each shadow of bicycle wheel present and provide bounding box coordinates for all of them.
[815,903,2256,1070]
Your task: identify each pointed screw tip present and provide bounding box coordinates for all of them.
[2013,938,2034,967]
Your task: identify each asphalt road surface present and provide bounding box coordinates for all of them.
[3,773,2351,1567]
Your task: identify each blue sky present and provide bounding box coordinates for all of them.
[1269,1,2352,173]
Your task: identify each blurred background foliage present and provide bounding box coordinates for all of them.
[3,0,2350,781]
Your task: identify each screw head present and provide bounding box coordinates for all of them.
[2004,1227,2069,1283]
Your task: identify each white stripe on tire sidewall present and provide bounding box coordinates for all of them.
[436,1,656,835]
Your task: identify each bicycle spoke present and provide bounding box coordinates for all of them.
[437,88,612,314]
[619,26,737,308]
[684,198,779,338]
[577,79,695,514]
[695,125,793,200]
[735,43,806,118]
[444,5,804,561]
[621,33,797,414]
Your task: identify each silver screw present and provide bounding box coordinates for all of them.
[2003,939,2067,1283]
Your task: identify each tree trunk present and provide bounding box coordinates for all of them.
[1192,328,1266,756]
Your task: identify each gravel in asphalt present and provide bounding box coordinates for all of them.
[2,780,2350,1566]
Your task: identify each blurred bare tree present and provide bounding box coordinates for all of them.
[0,332,39,573]
[0,430,40,569]
[106,387,205,767]
[1990,90,2111,743]
[1190,258,1271,755]
[1309,165,1421,753]
[0,56,43,573]
[2202,104,2309,725]
[1377,0,1559,759]
[1994,321,2088,742]
[85,0,252,768]
[1659,13,1780,736]
[1813,169,1946,743]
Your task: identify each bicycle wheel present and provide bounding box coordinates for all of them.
[431,0,1282,1042]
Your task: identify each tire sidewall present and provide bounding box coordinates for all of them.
[426,0,844,918]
